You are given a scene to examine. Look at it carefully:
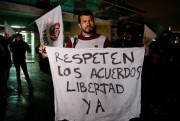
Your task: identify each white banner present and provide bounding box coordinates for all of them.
[4,21,16,39]
[46,47,145,121]
[35,5,63,47]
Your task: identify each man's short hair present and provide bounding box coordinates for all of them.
[78,10,94,24]
[15,33,22,38]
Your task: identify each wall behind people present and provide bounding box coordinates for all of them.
[96,25,111,40]
[69,22,81,36]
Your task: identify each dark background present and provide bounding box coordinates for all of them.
[127,0,180,31]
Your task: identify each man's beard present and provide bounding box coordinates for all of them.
[82,27,94,34]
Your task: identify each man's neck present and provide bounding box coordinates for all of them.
[81,32,94,37]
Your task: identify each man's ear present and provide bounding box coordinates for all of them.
[78,24,81,29]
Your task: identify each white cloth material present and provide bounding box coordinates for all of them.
[46,47,145,121]
[70,35,105,48]
[143,24,157,46]
[35,5,64,47]
[4,21,15,38]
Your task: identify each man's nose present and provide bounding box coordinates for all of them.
[87,21,91,25]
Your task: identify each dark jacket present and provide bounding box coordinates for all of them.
[0,35,13,71]
[10,40,31,62]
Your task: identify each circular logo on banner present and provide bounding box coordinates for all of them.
[49,23,60,41]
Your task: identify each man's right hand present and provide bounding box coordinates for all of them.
[39,44,48,58]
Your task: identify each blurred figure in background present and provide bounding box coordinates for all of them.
[145,29,174,114]
[111,28,140,48]
[0,34,16,121]
[0,35,8,121]
[1,35,15,91]
[10,33,34,93]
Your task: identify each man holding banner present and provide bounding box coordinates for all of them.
[38,8,145,121]
[38,10,112,57]
[65,10,111,48]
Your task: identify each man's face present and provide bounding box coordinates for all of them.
[49,23,60,41]
[16,35,21,41]
[54,24,60,36]
[79,15,95,35]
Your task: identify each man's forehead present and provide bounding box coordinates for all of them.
[80,15,93,20]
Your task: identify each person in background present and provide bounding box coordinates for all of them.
[111,27,140,48]
[0,35,15,92]
[0,35,8,121]
[142,29,174,117]
[10,33,34,93]
[39,10,111,57]
[0,34,16,121]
